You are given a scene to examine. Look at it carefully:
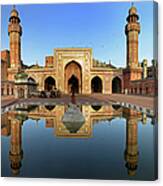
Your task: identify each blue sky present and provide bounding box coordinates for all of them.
[1,1,154,67]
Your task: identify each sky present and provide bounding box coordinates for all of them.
[1,1,155,67]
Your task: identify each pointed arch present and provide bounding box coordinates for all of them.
[44,76,56,91]
[28,77,36,83]
[65,61,82,94]
[91,76,103,93]
[112,76,122,93]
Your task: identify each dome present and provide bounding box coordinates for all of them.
[128,169,136,176]
[10,8,19,17]
[9,6,21,23]
[16,113,28,121]
[129,6,137,15]
[15,71,31,84]
[15,72,28,80]
[11,168,20,175]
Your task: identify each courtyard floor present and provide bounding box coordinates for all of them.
[90,94,157,110]
[1,94,157,111]
[1,96,18,108]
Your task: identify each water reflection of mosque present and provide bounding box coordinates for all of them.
[1,104,154,177]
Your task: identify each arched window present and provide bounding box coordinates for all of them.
[1,88,4,96]
[139,88,142,95]
[7,85,10,95]
[134,88,137,94]
[12,88,14,95]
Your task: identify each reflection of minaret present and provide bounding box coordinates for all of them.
[124,109,139,176]
[9,117,23,176]
[142,113,147,125]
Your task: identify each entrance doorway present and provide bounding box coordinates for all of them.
[65,61,82,94]
[68,75,79,94]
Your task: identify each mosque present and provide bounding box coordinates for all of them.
[1,5,157,98]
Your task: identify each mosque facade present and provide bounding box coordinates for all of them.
[1,5,157,98]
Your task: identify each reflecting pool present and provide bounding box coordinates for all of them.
[1,104,157,180]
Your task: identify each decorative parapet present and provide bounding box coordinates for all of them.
[92,58,116,69]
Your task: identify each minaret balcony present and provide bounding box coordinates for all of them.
[8,24,22,35]
[125,23,140,34]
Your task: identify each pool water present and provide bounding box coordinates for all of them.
[1,104,157,180]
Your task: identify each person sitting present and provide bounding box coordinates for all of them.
[54,87,57,97]
[40,90,46,98]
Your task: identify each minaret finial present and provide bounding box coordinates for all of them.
[131,2,134,7]
[13,4,16,9]
[36,60,38,66]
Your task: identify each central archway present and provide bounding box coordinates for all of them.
[65,61,82,94]
[91,76,103,93]
[68,75,79,93]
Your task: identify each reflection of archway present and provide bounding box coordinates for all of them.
[45,105,56,111]
[112,77,121,93]
[65,61,82,94]
[91,76,103,93]
[44,76,56,91]
[112,104,121,110]
[91,105,102,111]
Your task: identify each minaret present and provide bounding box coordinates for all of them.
[123,4,142,92]
[8,5,22,80]
[125,4,140,68]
